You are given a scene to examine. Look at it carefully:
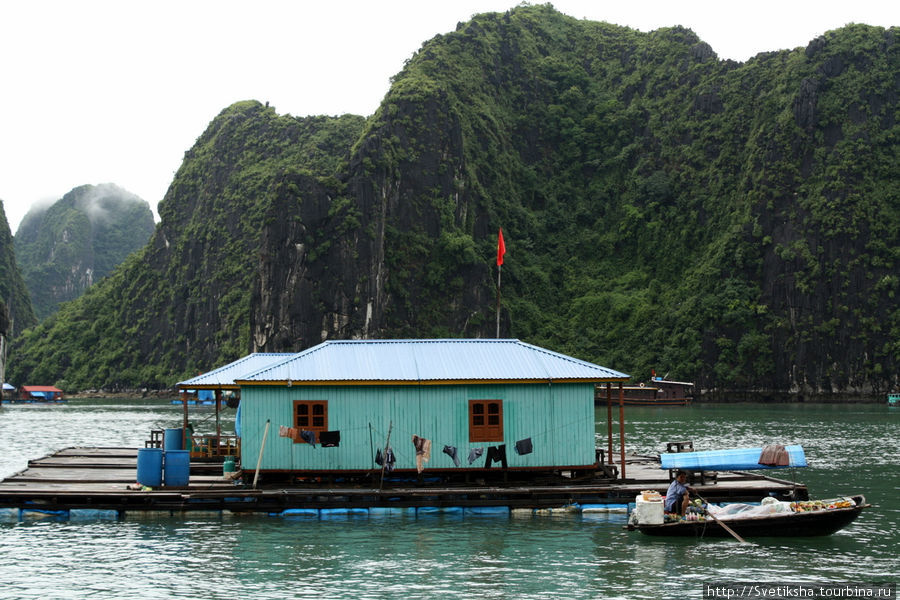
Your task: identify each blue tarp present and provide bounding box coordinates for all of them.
[2,383,15,391]
[197,389,214,401]
[660,445,807,471]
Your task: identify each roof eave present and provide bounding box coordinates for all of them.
[235,377,631,386]
[176,384,240,391]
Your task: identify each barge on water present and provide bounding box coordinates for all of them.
[0,447,809,517]
[594,376,693,407]
[0,340,810,518]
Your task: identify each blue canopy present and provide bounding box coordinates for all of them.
[661,445,807,471]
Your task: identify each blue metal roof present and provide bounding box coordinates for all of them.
[176,353,294,389]
[237,339,629,384]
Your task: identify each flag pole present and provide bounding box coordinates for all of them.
[496,263,501,338]
[495,228,505,338]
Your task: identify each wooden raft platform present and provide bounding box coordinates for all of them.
[0,448,809,515]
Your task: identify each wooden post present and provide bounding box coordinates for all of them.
[181,390,189,450]
[215,389,222,454]
[606,383,613,464]
[253,419,271,489]
[619,382,626,480]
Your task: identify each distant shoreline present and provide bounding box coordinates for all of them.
[68,390,179,400]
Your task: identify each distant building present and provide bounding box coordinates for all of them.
[18,385,64,402]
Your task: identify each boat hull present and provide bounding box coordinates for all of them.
[620,398,691,406]
[632,495,869,538]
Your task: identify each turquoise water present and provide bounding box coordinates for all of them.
[0,400,897,599]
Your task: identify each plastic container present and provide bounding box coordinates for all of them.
[223,457,235,474]
[634,494,664,525]
[164,428,183,451]
[136,448,163,487]
[163,449,190,487]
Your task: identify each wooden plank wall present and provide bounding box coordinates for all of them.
[240,382,596,472]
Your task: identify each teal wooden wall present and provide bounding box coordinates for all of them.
[239,382,596,472]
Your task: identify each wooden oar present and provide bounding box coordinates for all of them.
[694,492,750,544]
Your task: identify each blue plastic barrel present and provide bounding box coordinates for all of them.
[163,450,190,487]
[164,428,183,451]
[136,448,163,487]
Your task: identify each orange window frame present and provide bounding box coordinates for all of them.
[469,399,503,442]
[293,400,328,443]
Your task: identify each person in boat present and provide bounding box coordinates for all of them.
[665,470,695,515]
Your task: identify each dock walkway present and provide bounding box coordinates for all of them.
[0,447,809,515]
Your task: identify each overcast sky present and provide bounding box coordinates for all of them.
[1,0,896,233]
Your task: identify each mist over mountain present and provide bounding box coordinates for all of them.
[14,183,155,321]
[7,5,899,398]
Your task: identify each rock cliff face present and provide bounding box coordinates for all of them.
[251,90,491,350]
[0,201,36,336]
[734,27,900,396]
[14,184,155,320]
[6,6,899,397]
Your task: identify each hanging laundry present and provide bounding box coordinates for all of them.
[289,427,301,442]
[442,445,460,467]
[300,430,317,447]
[279,425,290,437]
[319,430,341,447]
[375,448,383,466]
[385,447,396,472]
[484,444,508,469]
[515,438,533,455]
[467,447,484,465]
[412,435,432,473]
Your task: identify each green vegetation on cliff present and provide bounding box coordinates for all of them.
[0,201,36,336]
[14,184,156,321]
[7,5,899,396]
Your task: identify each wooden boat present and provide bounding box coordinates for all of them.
[628,495,870,538]
[595,378,693,406]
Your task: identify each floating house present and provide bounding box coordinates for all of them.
[228,339,629,483]
[16,385,64,402]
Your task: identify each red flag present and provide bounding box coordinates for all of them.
[496,228,506,266]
